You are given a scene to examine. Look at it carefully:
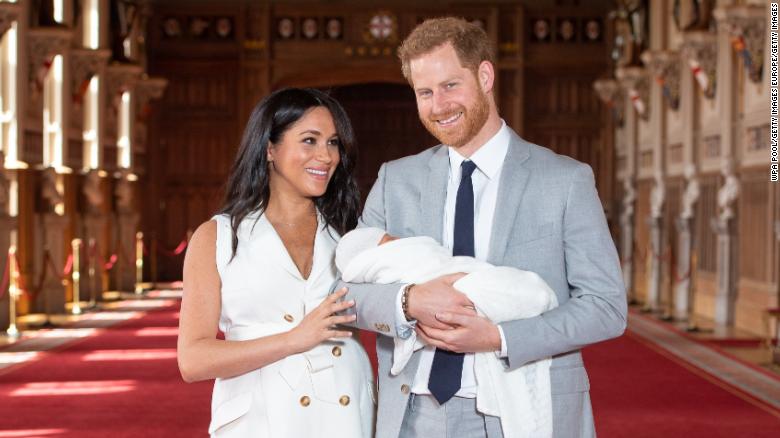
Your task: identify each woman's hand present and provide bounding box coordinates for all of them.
[287,288,356,354]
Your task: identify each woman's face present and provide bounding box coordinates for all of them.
[267,106,342,199]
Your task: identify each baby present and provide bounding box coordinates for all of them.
[336,227,558,438]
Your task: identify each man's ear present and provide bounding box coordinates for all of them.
[477,60,495,94]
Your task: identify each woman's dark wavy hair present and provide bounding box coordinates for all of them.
[219,88,360,259]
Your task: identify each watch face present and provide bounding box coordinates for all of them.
[301,18,319,39]
[277,17,294,40]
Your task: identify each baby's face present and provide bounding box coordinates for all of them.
[378,233,399,246]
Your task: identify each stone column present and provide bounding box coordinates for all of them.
[646,169,665,312]
[0,156,15,329]
[81,170,107,304]
[114,172,138,292]
[619,178,636,302]
[675,164,700,321]
[34,168,69,315]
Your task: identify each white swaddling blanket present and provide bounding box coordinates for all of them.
[336,228,558,438]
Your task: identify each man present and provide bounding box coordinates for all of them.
[339,17,626,438]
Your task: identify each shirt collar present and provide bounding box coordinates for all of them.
[447,120,510,180]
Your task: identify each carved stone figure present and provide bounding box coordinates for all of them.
[115,173,134,213]
[83,170,103,214]
[650,170,665,219]
[681,163,700,220]
[40,167,63,212]
[620,178,636,226]
[717,158,739,221]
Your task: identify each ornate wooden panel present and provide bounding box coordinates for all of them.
[633,179,652,303]
[739,169,771,283]
[663,177,683,308]
[148,58,240,280]
[329,83,437,202]
[696,174,718,273]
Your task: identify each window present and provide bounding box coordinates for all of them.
[43,55,63,168]
[117,91,132,169]
[0,22,17,165]
[83,76,99,169]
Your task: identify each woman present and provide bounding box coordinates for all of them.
[178,88,375,437]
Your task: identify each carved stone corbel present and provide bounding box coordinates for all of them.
[133,76,168,154]
[70,48,111,103]
[135,76,168,110]
[593,78,624,126]
[641,50,681,110]
[104,63,143,138]
[681,31,717,99]
[27,27,73,101]
[0,2,21,37]
[615,66,650,120]
[713,5,766,83]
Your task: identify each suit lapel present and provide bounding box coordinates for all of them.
[488,131,532,265]
[419,145,449,242]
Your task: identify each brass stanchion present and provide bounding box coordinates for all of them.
[71,239,82,315]
[134,232,143,295]
[150,234,158,291]
[6,246,20,339]
[641,246,653,312]
[87,238,97,308]
[686,251,700,332]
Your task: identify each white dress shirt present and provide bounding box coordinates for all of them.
[395,121,510,398]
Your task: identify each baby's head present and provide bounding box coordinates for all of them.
[336,227,396,273]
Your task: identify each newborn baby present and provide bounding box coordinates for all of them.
[336,227,558,438]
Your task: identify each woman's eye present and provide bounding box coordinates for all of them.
[328,138,341,147]
[446,82,457,89]
[302,137,316,144]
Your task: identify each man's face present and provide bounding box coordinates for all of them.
[409,43,490,148]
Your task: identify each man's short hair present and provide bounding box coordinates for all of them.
[398,17,495,83]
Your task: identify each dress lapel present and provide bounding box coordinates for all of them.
[249,213,305,281]
[419,145,449,241]
[488,131,532,265]
[306,215,338,287]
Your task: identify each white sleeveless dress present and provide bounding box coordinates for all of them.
[209,212,375,437]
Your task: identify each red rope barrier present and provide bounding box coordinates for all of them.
[155,238,188,258]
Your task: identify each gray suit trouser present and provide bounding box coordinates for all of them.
[399,394,503,438]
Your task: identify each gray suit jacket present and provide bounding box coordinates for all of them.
[339,129,627,438]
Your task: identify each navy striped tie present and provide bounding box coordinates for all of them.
[428,159,477,404]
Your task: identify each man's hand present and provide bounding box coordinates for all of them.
[416,312,501,353]
[407,273,475,329]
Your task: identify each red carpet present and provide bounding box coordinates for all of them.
[1,301,778,437]
[585,332,780,437]
[0,303,212,437]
